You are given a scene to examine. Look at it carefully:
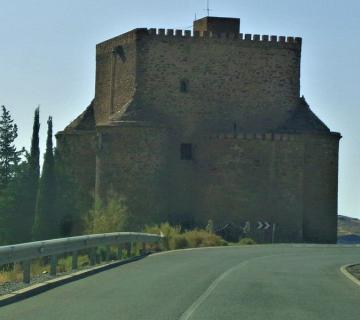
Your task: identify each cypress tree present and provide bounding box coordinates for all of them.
[27,107,40,233]
[11,107,41,242]
[33,116,57,240]
[30,107,40,183]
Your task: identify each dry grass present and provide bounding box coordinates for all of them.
[0,243,144,285]
[0,254,92,285]
[238,237,257,245]
[144,223,227,250]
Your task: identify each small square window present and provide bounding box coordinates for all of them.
[180,80,188,93]
[181,143,192,160]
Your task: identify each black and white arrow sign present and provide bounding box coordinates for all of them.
[257,221,271,230]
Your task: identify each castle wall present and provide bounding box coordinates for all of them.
[94,126,339,243]
[94,30,140,124]
[95,128,308,241]
[95,123,171,228]
[56,130,96,198]
[134,31,301,133]
[188,133,304,242]
[303,133,340,243]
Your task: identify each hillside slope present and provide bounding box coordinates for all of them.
[337,215,360,243]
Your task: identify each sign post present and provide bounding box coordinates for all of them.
[272,223,277,244]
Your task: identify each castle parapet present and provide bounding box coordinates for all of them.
[209,132,298,141]
[96,27,302,55]
[208,132,339,141]
[145,28,302,49]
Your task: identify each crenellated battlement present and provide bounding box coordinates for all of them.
[146,28,302,47]
[209,132,299,141]
[208,132,339,141]
[96,27,302,54]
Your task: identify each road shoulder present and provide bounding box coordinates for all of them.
[0,255,146,307]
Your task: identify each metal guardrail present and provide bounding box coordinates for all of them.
[0,232,163,283]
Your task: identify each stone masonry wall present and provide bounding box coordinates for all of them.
[186,133,304,242]
[303,133,340,243]
[95,123,171,228]
[95,128,308,241]
[133,31,301,134]
[56,130,96,199]
[94,30,140,124]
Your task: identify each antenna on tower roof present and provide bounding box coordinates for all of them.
[205,0,212,17]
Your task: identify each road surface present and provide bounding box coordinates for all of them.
[0,245,359,320]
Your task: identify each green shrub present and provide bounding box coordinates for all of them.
[144,223,227,250]
[144,222,182,250]
[184,229,227,248]
[170,234,189,249]
[239,237,256,245]
[84,193,128,234]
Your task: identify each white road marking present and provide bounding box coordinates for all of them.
[178,260,250,320]
[178,251,308,320]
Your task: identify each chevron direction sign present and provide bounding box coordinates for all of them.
[256,221,271,230]
[243,221,251,233]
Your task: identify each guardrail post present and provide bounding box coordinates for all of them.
[22,260,31,284]
[90,248,96,266]
[72,252,78,270]
[125,242,132,258]
[161,236,166,251]
[105,245,111,261]
[141,242,146,255]
[50,255,57,276]
[117,245,123,260]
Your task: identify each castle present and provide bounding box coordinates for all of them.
[56,16,341,243]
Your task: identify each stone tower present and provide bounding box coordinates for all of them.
[56,16,341,243]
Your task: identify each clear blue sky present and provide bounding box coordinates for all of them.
[0,0,359,217]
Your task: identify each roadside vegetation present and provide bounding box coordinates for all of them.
[0,255,91,284]
[238,237,257,245]
[144,223,227,250]
[0,105,93,245]
[0,105,256,286]
[84,194,128,234]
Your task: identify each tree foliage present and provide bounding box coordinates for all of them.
[0,106,31,244]
[0,106,22,188]
[29,107,40,182]
[0,158,37,243]
[24,107,41,239]
[0,107,94,244]
[32,117,57,240]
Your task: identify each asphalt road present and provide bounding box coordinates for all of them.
[1,245,360,320]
